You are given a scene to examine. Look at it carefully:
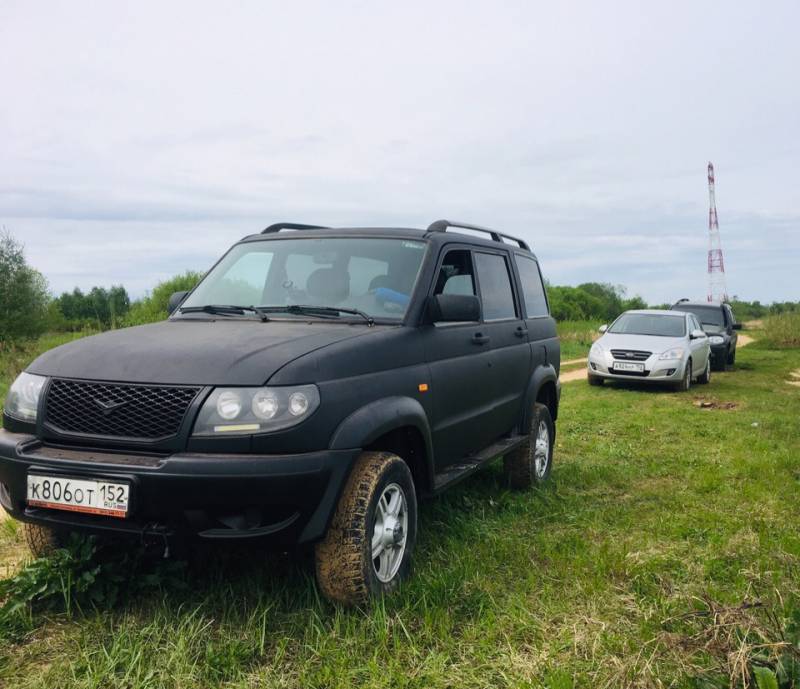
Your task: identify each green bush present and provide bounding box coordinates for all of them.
[762,313,800,349]
[123,271,203,327]
[546,282,647,322]
[0,230,49,343]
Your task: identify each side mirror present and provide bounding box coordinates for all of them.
[732,322,742,330]
[598,324,608,334]
[168,291,189,315]
[428,294,480,323]
[690,328,706,340]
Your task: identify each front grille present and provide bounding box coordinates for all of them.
[609,368,650,377]
[610,349,652,361]
[45,379,201,441]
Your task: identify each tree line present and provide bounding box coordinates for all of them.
[1,228,797,345]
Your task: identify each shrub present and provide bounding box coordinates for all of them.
[123,271,203,327]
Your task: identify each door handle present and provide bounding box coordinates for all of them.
[472,332,490,345]
[514,326,526,338]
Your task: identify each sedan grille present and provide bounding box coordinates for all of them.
[610,349,652,361]
[44,379,201,441]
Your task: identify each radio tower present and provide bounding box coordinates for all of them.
[707,162,728,302]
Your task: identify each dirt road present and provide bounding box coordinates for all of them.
[561,334,755,384]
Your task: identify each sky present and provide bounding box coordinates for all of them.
[1,0,798,304]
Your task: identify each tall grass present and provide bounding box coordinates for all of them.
[556,320,601,360]
[762,312,800,349]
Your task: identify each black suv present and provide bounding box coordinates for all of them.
[0,220,560,604]
[669,299,741,370]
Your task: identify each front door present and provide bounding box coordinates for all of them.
[423,247,498,468]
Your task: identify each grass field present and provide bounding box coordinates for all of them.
[1,331,799,688]
[556,320,601,361]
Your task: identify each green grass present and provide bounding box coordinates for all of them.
[557,320,601,360]
[1,335,800,687]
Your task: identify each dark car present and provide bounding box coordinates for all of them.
[0,220,560,605]
[669,299,741,371]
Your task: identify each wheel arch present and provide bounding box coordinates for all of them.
[522,364,560,428]
[329,396,434,492]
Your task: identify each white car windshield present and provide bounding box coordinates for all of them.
[609,314,686,337]
[181,237,427,321]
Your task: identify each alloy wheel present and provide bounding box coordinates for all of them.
[371,483,408,583]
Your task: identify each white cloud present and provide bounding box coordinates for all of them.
[1,0,798,303]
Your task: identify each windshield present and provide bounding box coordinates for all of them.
[677,305,725,327]
[181,237,427,320]
[609,313,686,337]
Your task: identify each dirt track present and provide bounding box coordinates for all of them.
[561,334,755,384]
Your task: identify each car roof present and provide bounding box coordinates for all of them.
[624,309,687,317]
[238,223,538,259]
[672,301,726,308]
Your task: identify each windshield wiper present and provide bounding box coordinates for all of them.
[179,305,270,321]
[259,304,374,326]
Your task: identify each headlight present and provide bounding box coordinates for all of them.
[4,372,47,422]
[589,341,605,356]
[708,335,724,345]
[658,347,685,361]
[192,385,320,435]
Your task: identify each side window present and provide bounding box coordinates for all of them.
[515,255,549,317]
[434,250,476,297]
[690,315,700,332]
[474,252,517,321]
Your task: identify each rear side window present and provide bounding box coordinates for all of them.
[474,252,517,321]
[515,255,549,317]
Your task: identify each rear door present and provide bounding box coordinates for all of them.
[513,253,558,372]
[472,250,531,440]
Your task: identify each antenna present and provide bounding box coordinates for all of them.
[707,162,729,302]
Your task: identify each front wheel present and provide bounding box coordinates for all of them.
[588,374,604,386]
[675,360,692,392]
[23,522,66,558]
[314,451,417,606]
[697,357,711,384]
[504,402,555,490]
[727,348,736,366]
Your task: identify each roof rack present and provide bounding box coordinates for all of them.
[425,219,530,250]
[261,222,329,234]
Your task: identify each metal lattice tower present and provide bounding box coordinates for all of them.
[706,162,728,302]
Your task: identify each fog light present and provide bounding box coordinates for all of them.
[667,368,676,376]
[590,362,598,371]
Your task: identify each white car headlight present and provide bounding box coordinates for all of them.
[3,372,47,422]
[708,335,724,345]
[589,341,605,357]
[192,385,320,435]
[658,347,685,361]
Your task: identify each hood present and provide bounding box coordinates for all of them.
[27,319,381,386]
[598,332,685,354]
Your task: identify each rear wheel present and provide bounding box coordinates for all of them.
[504,402,554,490]
[23,523,66,559]
[314,451,417,606]
[697,357,711,384]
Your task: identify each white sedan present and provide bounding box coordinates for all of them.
[587,309,711,391]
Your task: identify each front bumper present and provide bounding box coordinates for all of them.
[0,429,358,546]
[587,350,685,383]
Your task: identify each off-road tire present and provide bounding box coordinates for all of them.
[504,402,555,490]
[588,374,603,386]
[23,522,65,558]
[712,353,727,372]
[675,360,692,392]
[697,357,711,384]
[314,451,417,606]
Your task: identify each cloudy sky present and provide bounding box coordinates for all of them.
[2,1,798,304]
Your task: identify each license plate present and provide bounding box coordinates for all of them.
[27,474,130,518]
[613,361,645,372]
